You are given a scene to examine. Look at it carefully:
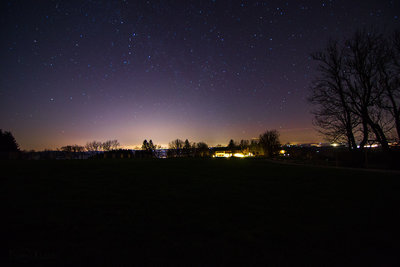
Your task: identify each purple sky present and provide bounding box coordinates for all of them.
[1,0,399,150]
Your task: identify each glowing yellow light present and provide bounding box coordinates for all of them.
[331,143,338,147]
[215,152,232,158]
[214,151,254,158]
[279,150,286,154]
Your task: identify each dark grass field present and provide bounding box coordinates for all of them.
[4,158,400,266]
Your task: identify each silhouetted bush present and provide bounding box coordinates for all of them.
[0,129,20,159]
[0,129,19,152]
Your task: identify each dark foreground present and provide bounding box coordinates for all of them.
[4,159,400,266]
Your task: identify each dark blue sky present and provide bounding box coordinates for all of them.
[1,0,399,149]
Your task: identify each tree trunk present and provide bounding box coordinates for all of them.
[367,117,390,152]
[394,107,400,141]
[359,120,369,150]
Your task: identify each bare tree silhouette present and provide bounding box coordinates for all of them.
[259,130,280,157]
[169,139,184,157]
[310,28,400,150]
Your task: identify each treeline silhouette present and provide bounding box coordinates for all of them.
[60,140,121,153]
[1,127,398,168]
[55,129,282,159]
[0,129,282,159]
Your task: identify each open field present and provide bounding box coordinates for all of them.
[4,159,400,266]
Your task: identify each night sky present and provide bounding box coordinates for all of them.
[1,0,399,150]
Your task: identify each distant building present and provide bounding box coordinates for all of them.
[154,149,168,158]
[212,148,254,158]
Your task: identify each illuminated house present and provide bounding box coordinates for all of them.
[214,151,232,158]
[213,149,254,158]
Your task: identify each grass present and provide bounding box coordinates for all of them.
[4,158,400,266]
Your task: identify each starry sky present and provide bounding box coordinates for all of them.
[1,0,399,150]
